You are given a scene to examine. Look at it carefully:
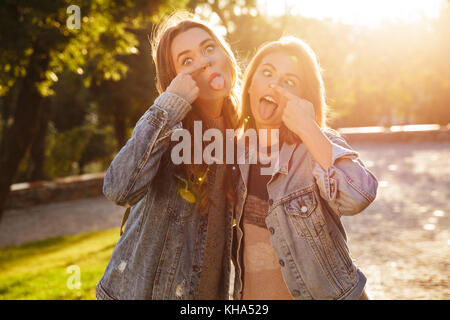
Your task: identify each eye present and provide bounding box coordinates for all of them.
[205,44,215,54]
[285,79,296,87]
[262,69,272,77]
[182,57,193,66]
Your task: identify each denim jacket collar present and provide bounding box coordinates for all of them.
[232,132,378,300]
[277,142,297,175]
[237,142,297,191]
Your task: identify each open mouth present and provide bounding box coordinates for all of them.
[208,72,225,90]
[259,95,279,120]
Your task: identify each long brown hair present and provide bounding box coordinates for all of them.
[239,36,328,144]
[151,12,241,213]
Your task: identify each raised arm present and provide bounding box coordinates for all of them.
[311,132,378,216]
[272,83,378,216]
[102,92,191,207]
[103,63,206,206]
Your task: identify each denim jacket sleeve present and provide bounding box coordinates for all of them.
[102,92,191,207]
[312,132,378,216]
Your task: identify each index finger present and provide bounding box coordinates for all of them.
[181,63,208,75]
[270,84,299,101]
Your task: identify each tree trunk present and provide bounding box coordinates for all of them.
[26,99,50,182]
[0,48,49,221]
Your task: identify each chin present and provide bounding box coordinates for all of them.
[255,119,281,129]
[199,88,230,100]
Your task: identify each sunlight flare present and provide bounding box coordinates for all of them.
[258,0,444,26]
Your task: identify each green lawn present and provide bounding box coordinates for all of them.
[0,228,120,300]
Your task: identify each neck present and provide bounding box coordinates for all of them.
[195,98,224,119]
[255,124,280,148]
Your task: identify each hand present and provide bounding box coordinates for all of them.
[270,84,316,137]
[166,63,207,104]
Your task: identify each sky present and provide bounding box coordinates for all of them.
[257,0,445,27]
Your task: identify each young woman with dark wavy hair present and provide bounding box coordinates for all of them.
[96,12,241,300]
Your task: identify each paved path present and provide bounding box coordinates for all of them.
[342,142,450,299]
[0,197,124,247]
[0,142,448,299]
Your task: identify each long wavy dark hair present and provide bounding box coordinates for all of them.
[151,12,241,214]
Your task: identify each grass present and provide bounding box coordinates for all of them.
[0,228,120,300]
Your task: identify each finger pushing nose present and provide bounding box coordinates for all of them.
[202,58,213,69]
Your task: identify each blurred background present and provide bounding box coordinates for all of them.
[0,0,448,300]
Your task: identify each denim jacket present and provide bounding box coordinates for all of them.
[232,132,378,300]
[96,92,234,300]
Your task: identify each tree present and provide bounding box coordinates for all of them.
[0,0,165,220]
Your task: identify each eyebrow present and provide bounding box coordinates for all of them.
[261,63,301,81]
[176,38,215,63]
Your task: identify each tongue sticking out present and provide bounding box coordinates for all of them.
[209,75,225,90]
[259,99,278,120]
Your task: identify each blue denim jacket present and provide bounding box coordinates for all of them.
[96,92,234,300]
[232,133,378,300]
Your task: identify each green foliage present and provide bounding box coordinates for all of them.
[44,123,93,178]
[0,228,119,300]
[0,0,165,184]
[0,0,150,98]
[79,125,117,172]
[151,0,190,24]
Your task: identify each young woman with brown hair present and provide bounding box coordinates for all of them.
[96,12,241,300]
[232,37,377,300]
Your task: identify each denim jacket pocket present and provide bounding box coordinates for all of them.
[283,189,325,238]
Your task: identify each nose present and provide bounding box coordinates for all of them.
[201,56,213,68]
[268,76,282,88]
